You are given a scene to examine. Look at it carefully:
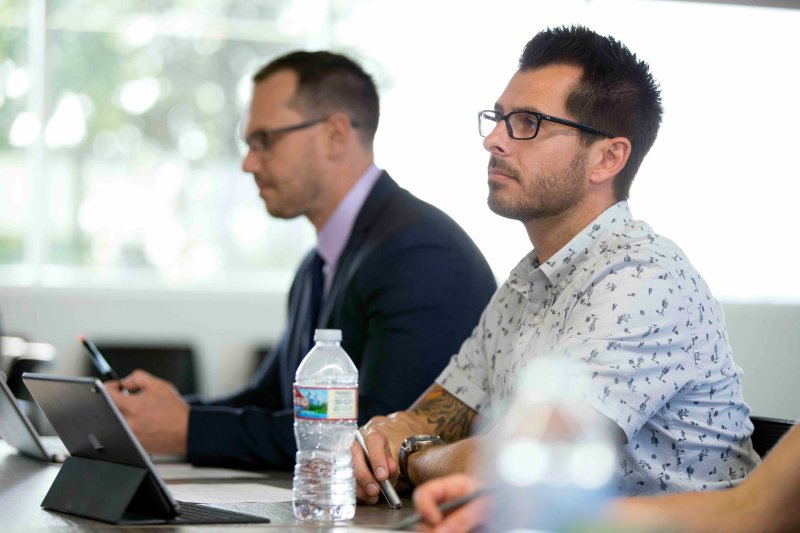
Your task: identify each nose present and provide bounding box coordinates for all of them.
[482,119,510,157]
[242,149,261,174]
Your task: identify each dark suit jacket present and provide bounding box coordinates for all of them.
[187,173,496,469]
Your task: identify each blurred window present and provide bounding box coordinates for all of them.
[1,0,327,287]
[0,1,29,266]
[2,1,799,303]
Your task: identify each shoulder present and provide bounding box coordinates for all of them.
[375,185,483,254]
[349,173,495,289]
[584,219,702,288]
[572,219,724,329]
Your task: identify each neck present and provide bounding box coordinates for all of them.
[524,197,616,264]
[309,153,374,232]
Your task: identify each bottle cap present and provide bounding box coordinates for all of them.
[313,329,342,342]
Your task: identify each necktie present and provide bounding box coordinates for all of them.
[309,251,325,347]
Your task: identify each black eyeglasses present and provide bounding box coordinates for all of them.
[243,117,328,153]
[478,109,614,140]
[243,116,362,153]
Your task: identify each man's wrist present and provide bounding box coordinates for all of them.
[409,437,480,487]
[399,435,444,486]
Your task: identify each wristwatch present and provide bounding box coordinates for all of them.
[398,435,444,486]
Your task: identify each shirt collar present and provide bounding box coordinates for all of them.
[508,201,634,298]
[317,163,382,270]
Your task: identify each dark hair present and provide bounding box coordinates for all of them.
[519,25,662,200]
[253,51,379,148]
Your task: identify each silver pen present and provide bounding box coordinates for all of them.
[355,430,403,509]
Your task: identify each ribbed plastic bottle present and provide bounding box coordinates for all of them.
[292,329,357,521]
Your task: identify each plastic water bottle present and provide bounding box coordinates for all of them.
[486,356,618,532]
[292,329,358,521]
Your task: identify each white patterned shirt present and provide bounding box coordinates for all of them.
[437,201,760,495]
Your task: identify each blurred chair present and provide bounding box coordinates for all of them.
[4,339,56,402]
[2,337,57,435]
[1,336,28,376]
[751,415,795,458]
[84,342,198,395]
[252,344,273,375]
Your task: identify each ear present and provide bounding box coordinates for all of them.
[587,137,632,186]
[323,112,354,159]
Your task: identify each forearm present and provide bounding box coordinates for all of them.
[611,487,756,532]
[187,406,296,469]
[361,384,477,453]
[407,436,481,487]
[408,384,477,442]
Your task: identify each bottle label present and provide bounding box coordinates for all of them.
[293,385,358,421]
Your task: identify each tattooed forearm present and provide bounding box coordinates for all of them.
[409,385,477,442]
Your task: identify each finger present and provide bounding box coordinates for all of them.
[105,381,121,398]
[433,496,490,533]
[105,383,134,413]
[413,474,481,525]
[387,455,399,483]
[413,479,451,525]
[364,431,391,481]
[351,441,380,504]
[119,369,153,391]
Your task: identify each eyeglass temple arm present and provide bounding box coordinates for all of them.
[540,114,614,138]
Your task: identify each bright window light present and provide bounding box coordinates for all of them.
[0,0,797,303]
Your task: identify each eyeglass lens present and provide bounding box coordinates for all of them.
[246,131,270,151]
[479,111,539,139]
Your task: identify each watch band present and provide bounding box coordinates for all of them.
[398,435,444,486]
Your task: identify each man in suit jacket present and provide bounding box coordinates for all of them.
[107,51,496,469]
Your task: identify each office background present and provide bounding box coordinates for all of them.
[2,1,799,419]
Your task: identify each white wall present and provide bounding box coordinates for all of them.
[1,287,797,420]
[722,303,800,421]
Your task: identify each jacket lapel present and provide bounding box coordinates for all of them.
[319,172,399,326]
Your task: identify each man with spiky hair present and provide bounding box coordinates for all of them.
[353,26,758,504]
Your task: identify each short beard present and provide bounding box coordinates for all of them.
[487,150,587,222]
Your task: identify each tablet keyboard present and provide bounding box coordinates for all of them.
[172,501,271,524]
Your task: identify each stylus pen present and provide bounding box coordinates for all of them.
[355,430,403,509]
[389,485,495,531]
[79,336,130,394]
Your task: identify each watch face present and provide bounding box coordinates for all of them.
[403,435,443,451]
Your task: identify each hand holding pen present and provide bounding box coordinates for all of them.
[392,473,493,531]
[355,430,403,509]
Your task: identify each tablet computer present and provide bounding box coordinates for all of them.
[22,373,271,525]
[0,371,68,462]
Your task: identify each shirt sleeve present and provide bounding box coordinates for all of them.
[435,290,499,415]
[560,256,699,441]
[187,405,296,469]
